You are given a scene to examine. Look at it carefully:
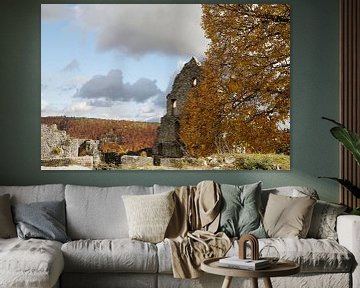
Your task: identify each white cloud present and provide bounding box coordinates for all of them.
[41,104,64,117]
[44,4,208,58]
[68,101,92,112]
[41,4,74,21]
[137,106,163,122]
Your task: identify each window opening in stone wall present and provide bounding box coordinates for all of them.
[192,77,197,87]
[171,99,177,115]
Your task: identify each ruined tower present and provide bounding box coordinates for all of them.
[153,57,202,159]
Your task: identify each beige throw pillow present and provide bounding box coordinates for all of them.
[122,191,175,243]
[0,194,17,238]
[263,193,316,238]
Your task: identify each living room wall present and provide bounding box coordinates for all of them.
[0,0,340,202]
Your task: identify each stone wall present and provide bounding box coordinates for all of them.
[41,124,101,169]
[41,124,78,159]
[78,140,101,165]
[41,156,94,168]
[154,57,202,158]
[165,57,202,117]
[155,116,179,143]
[121,155,153,166]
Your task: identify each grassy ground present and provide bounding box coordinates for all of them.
[233,153,290,170]
[95,153,290,170]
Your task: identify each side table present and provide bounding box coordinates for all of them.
[201,257,300,288]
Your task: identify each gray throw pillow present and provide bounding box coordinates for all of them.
[12,200,70,243]
[218,182,266,238]
[0,194,17,238]
[307,200,347,240]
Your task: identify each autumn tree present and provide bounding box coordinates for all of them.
[180,4,290,157]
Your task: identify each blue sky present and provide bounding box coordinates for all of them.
[41,4,208,122]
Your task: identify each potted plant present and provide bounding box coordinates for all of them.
[320,117,360,215]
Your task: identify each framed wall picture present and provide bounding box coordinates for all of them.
[41,4,290,170]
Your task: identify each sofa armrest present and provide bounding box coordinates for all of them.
[337,215,360,288]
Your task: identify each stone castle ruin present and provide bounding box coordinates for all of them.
[41,124,79,159]
[153,57,202,159]
[41,124,100,169]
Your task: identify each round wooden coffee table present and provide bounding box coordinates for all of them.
[201,257,300,288]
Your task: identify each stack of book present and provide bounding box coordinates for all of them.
[218,257,271,270]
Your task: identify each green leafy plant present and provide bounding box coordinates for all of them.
[51,146,62,156]
[319,117,360,199]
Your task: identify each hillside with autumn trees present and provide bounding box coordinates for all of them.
[180,4,290,157]
[41,116,159,154]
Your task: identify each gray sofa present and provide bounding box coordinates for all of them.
[0,184,359,288]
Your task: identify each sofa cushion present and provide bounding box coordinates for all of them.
[158,237,353,274]
[61,239,158,273]
[0,238,64,288]
[307,200,347,240]
[234,238,353,273]
[0,184,65,204]
[12,200,70,243]
[263,193,316,238]
[261,238,353,273]
[122,191,175,243]
[65,185,153,239]
[156,240,173,274]
[0,194,16,238]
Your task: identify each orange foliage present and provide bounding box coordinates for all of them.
[41,116,159,154]
[180,4,290,157]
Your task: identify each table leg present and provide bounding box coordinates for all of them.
[251,278,258,288]
[221,276,233,288]
[263,277,273,288]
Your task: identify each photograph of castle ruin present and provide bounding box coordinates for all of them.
[41,4,290,170]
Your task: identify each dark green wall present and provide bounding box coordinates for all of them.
[0,0,340,203]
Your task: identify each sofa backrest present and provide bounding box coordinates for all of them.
[65,184,154,240]
[0,184,320,240]
[0,184,65,204]
[153,184,176,194]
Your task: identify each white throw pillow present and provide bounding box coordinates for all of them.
[122,191,175,243]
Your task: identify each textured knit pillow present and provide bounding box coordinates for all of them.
[307,200,347,240]
[0,194,16,238]
[122,191,175,243]
[12,200,70,243]
[263,193,316,238]
[218,182,266,238]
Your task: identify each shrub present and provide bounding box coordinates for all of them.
[51,146,62,156]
